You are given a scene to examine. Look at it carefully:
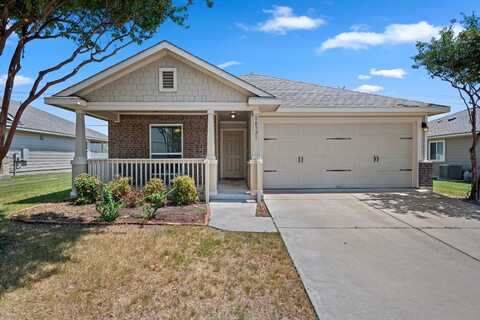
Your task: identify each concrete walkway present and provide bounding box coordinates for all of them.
[265,191,480,320]
[208,201,277,232]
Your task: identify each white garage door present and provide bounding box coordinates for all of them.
[263,122,415,189]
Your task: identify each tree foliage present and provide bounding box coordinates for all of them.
[0,0,212,163]
[413,13,480,199]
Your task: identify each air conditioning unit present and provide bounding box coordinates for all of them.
[439,165,463,180]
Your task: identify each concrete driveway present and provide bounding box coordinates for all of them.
[264,190,480,320]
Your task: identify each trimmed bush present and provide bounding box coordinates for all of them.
[108,176,131,201]
[74,173,101,205]
[171,175,198,206]
[96,185,121,222]
[144,178,165,198]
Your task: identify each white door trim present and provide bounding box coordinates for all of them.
[220,128,247,179]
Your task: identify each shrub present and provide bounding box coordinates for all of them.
[171,175,198,206]
[123,189,144,208]
[74,173,101,205]
[144,178,165,197]
[96,185,121,222]
[108,176,131,201]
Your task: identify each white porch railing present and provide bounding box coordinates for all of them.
[87,158,208,192]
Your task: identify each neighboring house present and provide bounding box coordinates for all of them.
[5,100,108,174]
[428,108,479,179]
[45,41,449,201]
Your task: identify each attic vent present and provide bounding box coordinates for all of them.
[159,68,177,92]
[448,117,456,122]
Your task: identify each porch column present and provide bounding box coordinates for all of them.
[71,109,88,197]
[423,115,429,161]
[249,110,263,202]
[206,110,217,195]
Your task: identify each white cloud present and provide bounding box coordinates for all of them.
[0,74,34,86]
[238,6,325,35]
[350,24,370,32]
[370,68,407,79]
[217,60,242,69]
[355,84,383,94]
[358,74,371,80]
[318,21,442,51]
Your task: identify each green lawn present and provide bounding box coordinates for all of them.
[0,172,71,219]
[433,179,471,198]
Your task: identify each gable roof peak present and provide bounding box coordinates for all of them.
[54,40,273,98]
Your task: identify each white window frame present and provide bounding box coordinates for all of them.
[149,124,183,158]
[159,67,177,92]
[428,139,445,162]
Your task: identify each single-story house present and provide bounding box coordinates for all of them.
[45,41,449,201]
[4,100,108,175]
[428,108,479,179]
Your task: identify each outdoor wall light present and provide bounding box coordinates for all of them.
[230,111,236,119]
[422,121,428,132]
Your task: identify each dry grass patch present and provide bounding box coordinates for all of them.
[0,223,315,320]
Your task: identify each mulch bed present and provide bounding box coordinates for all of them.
[256,201,271,217]
[11,202,209,226]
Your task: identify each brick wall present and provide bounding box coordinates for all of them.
[419,161,433,188]
[109,114,207,158]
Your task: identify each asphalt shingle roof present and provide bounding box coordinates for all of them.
[428,108,479,137]
[7,100,107,141]
[239,73,445,110]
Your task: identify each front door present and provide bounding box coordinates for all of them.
[221,130,245,178]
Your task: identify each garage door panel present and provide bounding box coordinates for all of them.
[263,121,414,189]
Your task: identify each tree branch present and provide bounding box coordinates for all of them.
[1,39,133,160]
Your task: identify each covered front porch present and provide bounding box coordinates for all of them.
[70,109,264,203]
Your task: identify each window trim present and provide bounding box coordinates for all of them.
[149,124,183,158]
[159,67,177,92]
[428,139,445,162]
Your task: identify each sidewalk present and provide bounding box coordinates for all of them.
[208,201,277,233]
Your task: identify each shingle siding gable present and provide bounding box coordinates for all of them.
[83,55,249,103]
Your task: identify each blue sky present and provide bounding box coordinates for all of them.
[2,0,478,135]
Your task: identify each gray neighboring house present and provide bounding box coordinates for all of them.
[428,108,479,179]
[4,100,108,175]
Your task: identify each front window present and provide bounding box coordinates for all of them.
[150,125,182,158]
[429,140,445,161]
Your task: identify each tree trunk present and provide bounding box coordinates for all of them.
[469,109,479,200]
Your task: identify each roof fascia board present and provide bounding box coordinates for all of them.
[44,96,87,110]
[84,101,252,112]
[428,132,471,139]
[271,106,450,115]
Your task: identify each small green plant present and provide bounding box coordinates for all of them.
[96,185,121,222]
[74,173,101,205]
[144,178,165,197]
[171,175,198,206]
[142,188,175,220]
[108,176,132,201]
[145,189,168,207]
[142,205,156,220]
[123,189,144,208]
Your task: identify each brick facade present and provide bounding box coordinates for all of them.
[419,161,433,188]
[109,114,207,158]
